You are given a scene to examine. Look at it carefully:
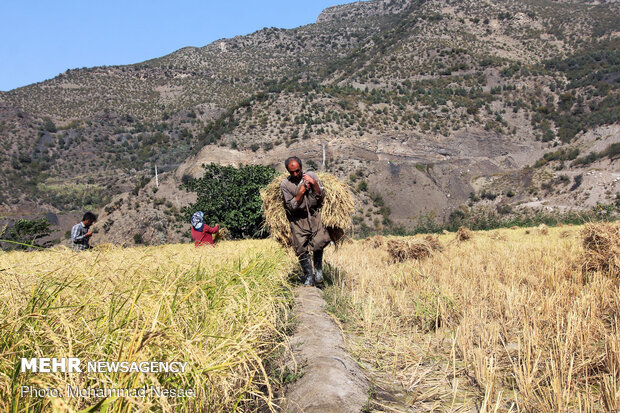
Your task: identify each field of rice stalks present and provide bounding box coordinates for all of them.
[324,224,619,412]
[0,240,295,412]
[2,222,618,412]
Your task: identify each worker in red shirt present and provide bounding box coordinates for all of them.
[190,211,219,247]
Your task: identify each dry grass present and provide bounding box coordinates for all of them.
[582,222,620,278]
[0,240,294,412]
[260,173,355,248]
[324,225,620,411]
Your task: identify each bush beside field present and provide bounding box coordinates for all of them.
[0,240,295,412]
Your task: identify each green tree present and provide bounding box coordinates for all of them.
[181,163,277,239]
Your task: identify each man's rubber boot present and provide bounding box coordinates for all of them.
[313,249,324,284]
[299,253,314,286]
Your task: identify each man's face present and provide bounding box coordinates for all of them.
[287,160,302,182]
[84,219,95,227]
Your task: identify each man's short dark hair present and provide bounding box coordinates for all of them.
[285,156,302,171]
[83,211,97,222]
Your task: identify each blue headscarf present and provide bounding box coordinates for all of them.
[191,211,204,232]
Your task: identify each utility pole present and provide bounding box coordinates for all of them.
[155,165,159,188]
[322,143,326,170]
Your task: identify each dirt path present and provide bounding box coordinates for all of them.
[282,286,370,413]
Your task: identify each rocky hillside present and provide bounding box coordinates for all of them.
[0,0,618,246]
[0,3,403,216]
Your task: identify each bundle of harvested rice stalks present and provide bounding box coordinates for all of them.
[362,235,385,248]
[213,227,229,243]
[386,239,434,263]
[581,222,620,277]
[423,234,443,251]
[487,231,507,241]
[261,174,293,247]
[538,224,549,235]
[261,172,355,248]
[456,226,472,242]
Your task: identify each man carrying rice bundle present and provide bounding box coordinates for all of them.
[281,156,332,286]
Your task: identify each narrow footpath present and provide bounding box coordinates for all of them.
[282,286,370,413]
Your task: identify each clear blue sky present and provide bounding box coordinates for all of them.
[0,0,356,91]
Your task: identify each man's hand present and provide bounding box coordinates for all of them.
[297,183,308,196]
[303,174,322,196]
[302,174,316,186]
[295,182,308,205]
[85,231,93,238]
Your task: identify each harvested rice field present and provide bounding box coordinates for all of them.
[324,223,620,412]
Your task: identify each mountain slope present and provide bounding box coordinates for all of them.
[0,0,618,245]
